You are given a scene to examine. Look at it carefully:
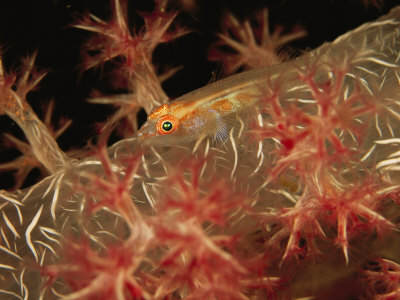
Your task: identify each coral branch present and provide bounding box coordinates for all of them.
[0,53,68,173]
[76,0,189,137]
[209,9,306,75]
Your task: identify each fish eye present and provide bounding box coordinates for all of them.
[161,120,173,132]
[156,114,179,135]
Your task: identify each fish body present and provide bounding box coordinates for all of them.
[137,68,269,145]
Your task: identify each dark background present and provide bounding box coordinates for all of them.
[0,0,398,188]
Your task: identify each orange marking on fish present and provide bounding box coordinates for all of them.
[148,104,169,120]
[179,111,196,123]
[211,98,233,113]
[234,92,251,106]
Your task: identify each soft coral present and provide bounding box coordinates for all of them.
[76,0,189,137]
